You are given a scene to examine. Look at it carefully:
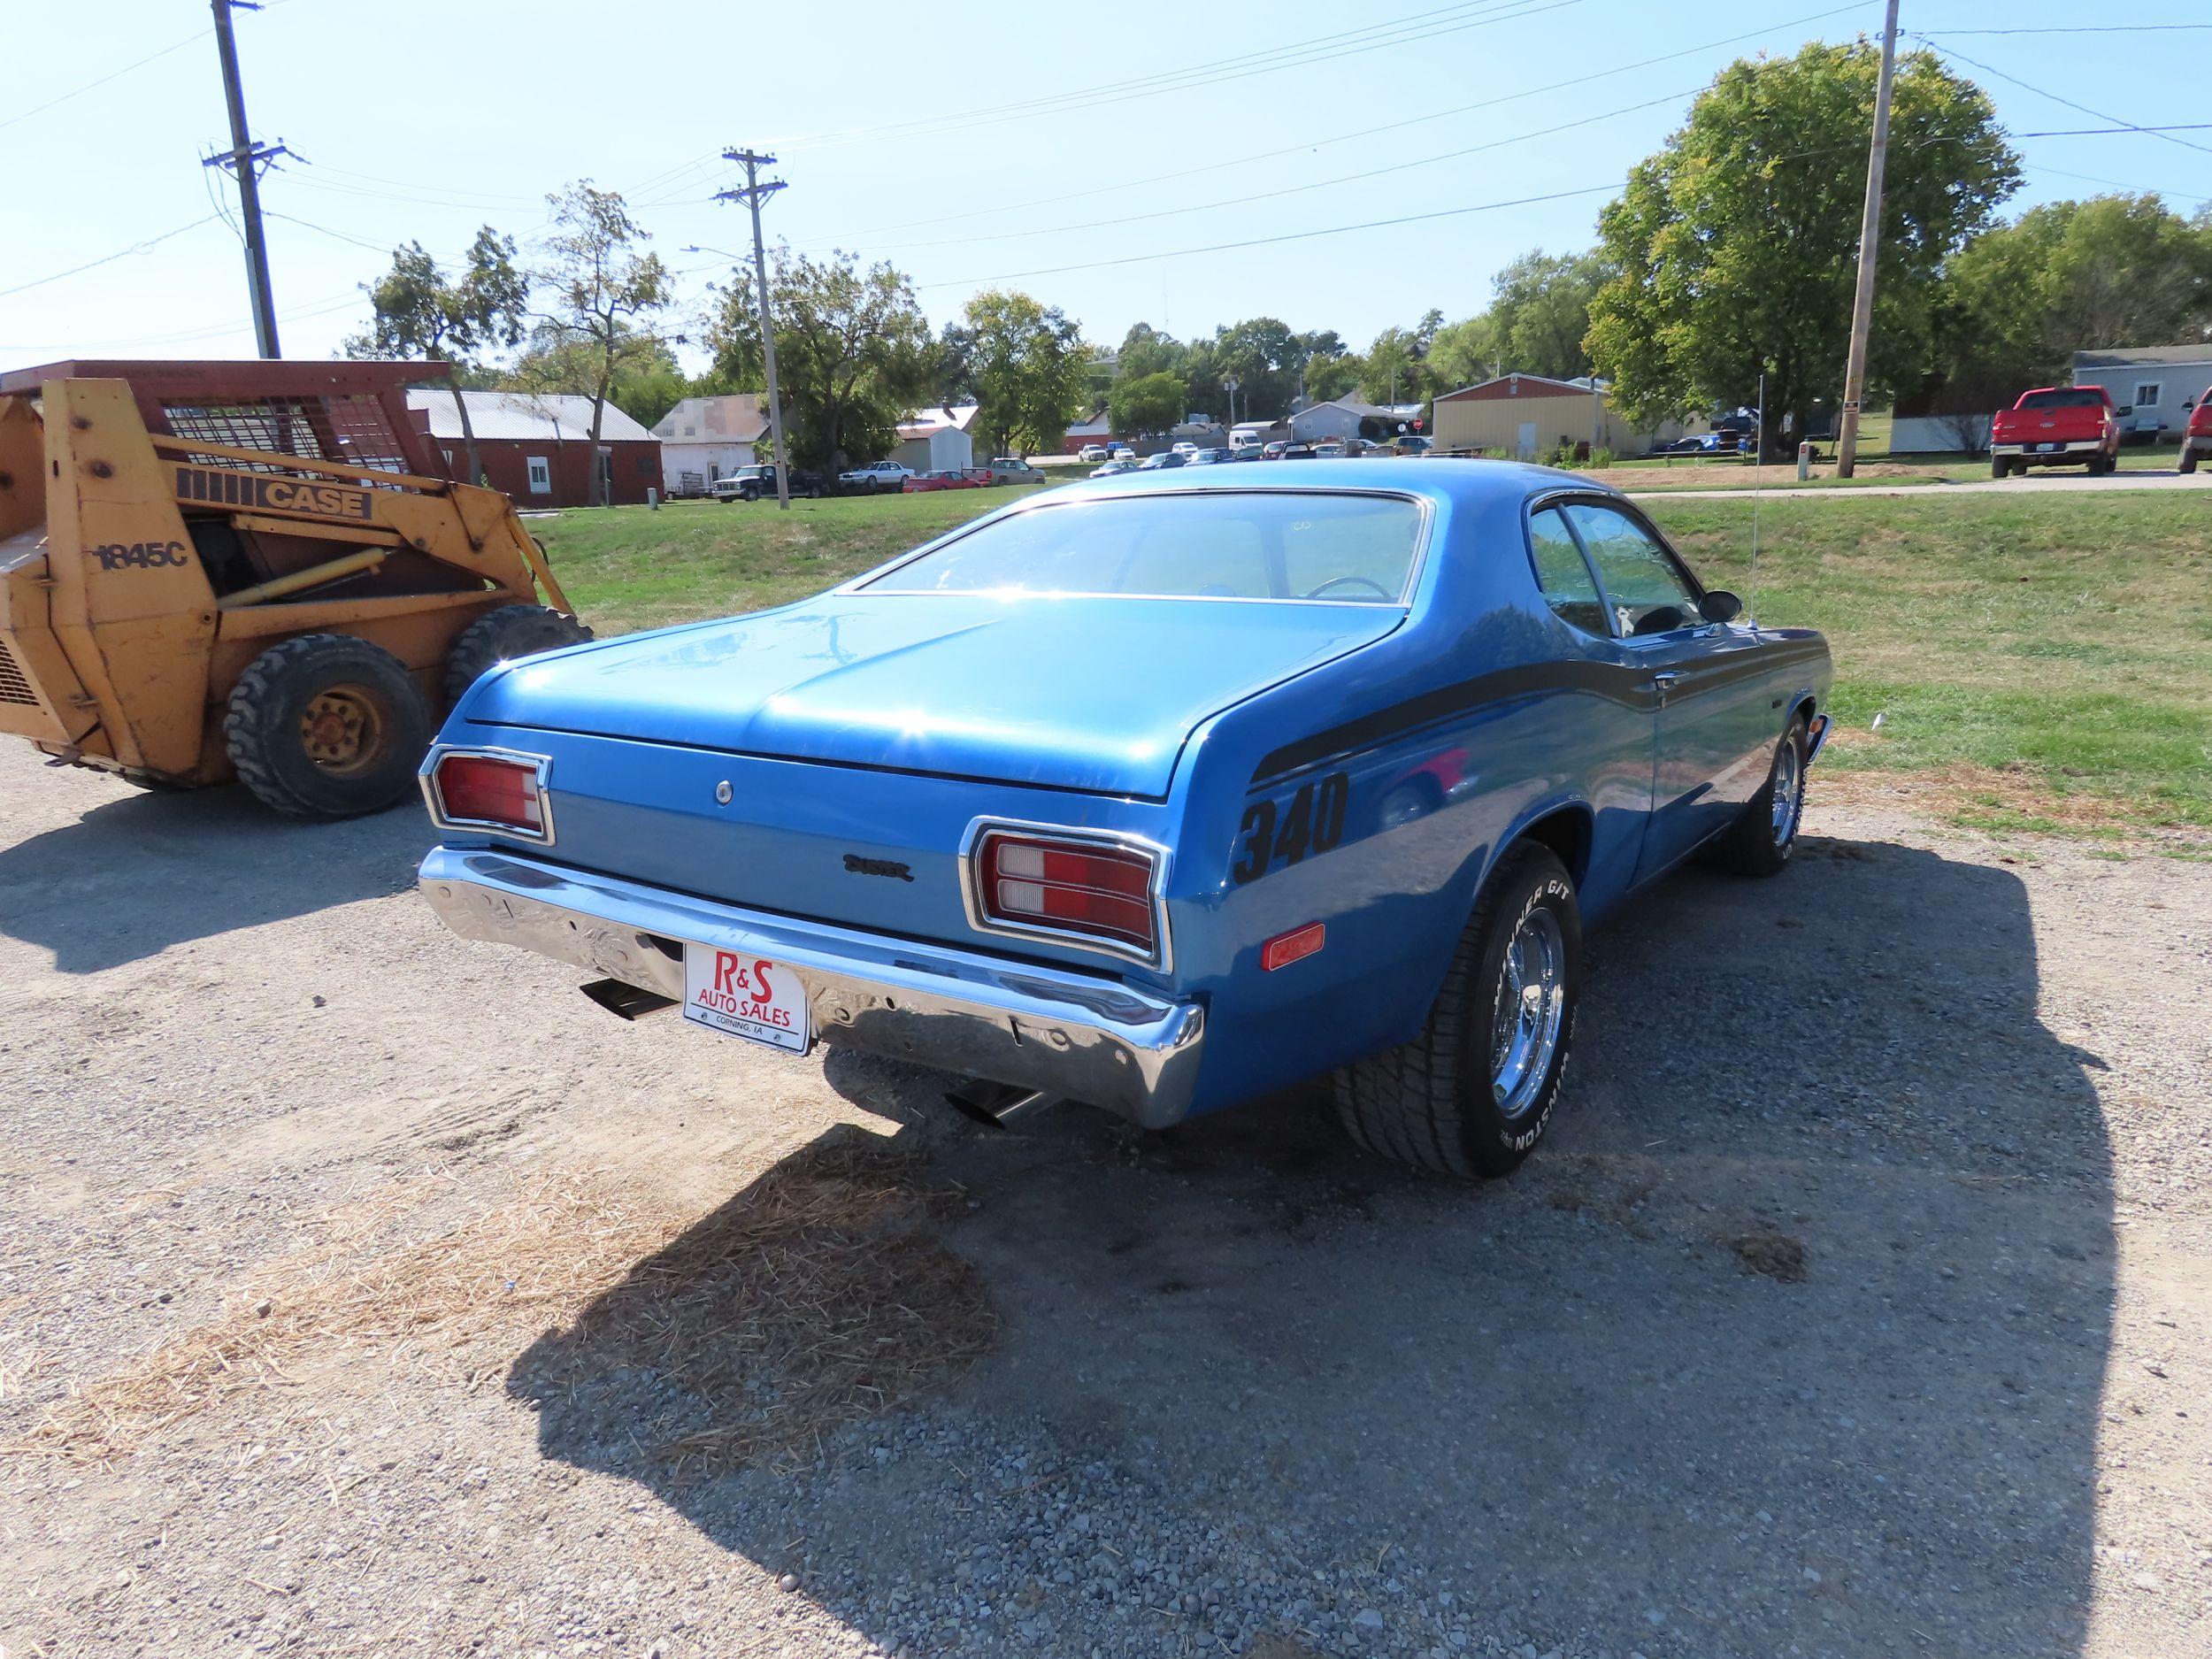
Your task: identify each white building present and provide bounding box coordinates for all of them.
[651,394,775,496]
[1286,399,1424,445]
[2072,346,2212,442]
[892,404,981,472]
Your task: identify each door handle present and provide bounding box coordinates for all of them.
[1652,671,1681,704]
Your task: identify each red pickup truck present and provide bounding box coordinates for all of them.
[1989,386,2122,478]
[2179,393,2211,475]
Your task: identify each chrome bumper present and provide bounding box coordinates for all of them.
[416,847,1206,1128]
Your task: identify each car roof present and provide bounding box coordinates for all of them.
[1046,457,1619,511]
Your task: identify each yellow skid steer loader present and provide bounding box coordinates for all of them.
[0,358,589,818]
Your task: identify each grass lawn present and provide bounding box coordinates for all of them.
[534,488,1049,634]
[536,487,2211,843]
[1647,493,2212,838]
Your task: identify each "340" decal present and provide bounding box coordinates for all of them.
[1233,771,1348,884]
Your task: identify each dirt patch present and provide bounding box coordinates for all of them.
[1816,760,2210,849]
[1732,1231,1808,1283]
[11,1133,993,1471]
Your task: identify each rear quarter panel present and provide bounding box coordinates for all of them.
[1158,485,1658,1115]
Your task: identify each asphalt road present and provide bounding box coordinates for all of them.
[3,751,2208,1657]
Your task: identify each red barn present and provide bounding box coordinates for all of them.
[407,389,661,507]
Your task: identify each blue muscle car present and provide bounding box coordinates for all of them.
[417,462,1832,1178]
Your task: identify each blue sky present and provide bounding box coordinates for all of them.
[4,1,2208,369]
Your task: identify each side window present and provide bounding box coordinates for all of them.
[1564,503,1701,637]
[525,457,551,495]
[1527,506,1609,636]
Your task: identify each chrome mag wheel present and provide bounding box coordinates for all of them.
[1491,907,1567,1119]
[1771,739,1805,849]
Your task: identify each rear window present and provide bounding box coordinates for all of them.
[861,490,1425,604]
[2018,389,2106,410]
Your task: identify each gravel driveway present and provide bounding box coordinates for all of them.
[2,749,2206,1658]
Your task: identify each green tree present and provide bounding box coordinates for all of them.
[1357,326,1432,405]
[346,227,528,368]
[1109,371,1187,437]
[1938,195,2212,390]
[1303,351,1362,402]
[534,182,672,504]
[705,249,933,472]
[943,290,1090,457]
[1426,313,1500,390]
[500,326,685,429]
[1486,249,1610,381]
[1586,39,2018,448]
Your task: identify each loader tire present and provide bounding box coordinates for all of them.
[442,604,595,708]
[225,634,432,819]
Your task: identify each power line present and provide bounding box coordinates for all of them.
[2023,161,2208,204]
[916,182,1621,291]
[770,0,1583,153]
[1914,35,2212,157]
[846,87,1698,257]
[788,3,1872,247]
[0,27,209,133]
[0,217,223,299]
[1918,23,2212,35]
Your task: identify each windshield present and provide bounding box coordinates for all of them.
[2019,389,2106,410]
[861,490,1424,604]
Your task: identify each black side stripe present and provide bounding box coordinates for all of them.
[1248,638,1829,788]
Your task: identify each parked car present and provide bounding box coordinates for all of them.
[1170,442,1199,457]
[2180,394,2212,475]
[1077,445,1110,464]
[710,465,823,503]
[1990,386,2123,477]
[1390,434,1433,456]
[1260,441,1291,461]
[1138,450,1187,470]
[1089,457,1142,480]
[417,461,1832,1179]
[1280,442,1317,460]
[1109,442,1137,459]
[977,457,1047,486]
[902,469,982,492]
[1183,447,1233,466]
[840,460,918,494]
[1230,438,1265,462]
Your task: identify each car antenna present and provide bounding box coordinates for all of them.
[1748,370,1765,619]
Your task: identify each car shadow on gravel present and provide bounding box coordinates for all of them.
[510,832,2115,1658]
[0,783,427,973]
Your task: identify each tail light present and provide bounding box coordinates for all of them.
[423,748,553,841]
[966,824,1166,966]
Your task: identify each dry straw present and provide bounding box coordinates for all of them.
[12,1131,995,1470]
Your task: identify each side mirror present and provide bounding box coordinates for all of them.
[2116,406,2133,418]
[1700,589,1743,623]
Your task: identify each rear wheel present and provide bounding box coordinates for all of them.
[442,603,595,707]
[2180,448,2199,476]
[1991,456,2009,480]
[224,634,431,819]
[1715,716,1809,877]
[1332,844,1580,1179]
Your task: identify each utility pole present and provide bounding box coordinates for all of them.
[1223,375,1239,429]
[1835,0,1901,478]
[202,0,287,357]
[717,150,791,510]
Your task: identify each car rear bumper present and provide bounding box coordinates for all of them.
[417,846,1207,1128]
[1990,439,2104,457]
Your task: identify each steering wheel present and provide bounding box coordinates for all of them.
[1302,573,1394,601]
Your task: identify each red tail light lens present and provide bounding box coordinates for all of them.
[973,829,1161,960]
[430,751,548,838]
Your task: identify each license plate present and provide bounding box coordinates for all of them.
[2035,442,2061,453]
[682,944,810,1053]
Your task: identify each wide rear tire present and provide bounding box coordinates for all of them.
[224,634,431,820]
[2180,449,2199,476]
[1332,844,1580,1179]
[443,603,595,707]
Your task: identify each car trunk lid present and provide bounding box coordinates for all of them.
[465,594,1403,799]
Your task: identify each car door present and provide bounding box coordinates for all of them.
[1561,499,1770,879]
